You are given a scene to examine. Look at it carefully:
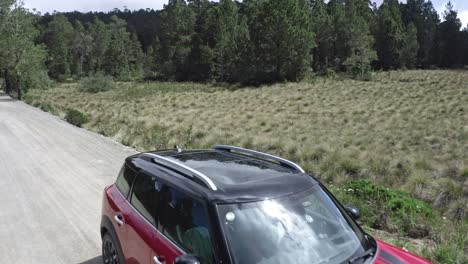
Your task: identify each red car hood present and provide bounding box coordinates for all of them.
[373,240,432,264]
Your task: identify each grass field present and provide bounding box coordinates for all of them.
[27,70,467,263]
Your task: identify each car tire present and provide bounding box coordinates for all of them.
[102,232,125,264]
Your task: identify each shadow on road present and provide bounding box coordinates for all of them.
[0,97,16,102]
[0,91,16,102]
[77,256,102,264]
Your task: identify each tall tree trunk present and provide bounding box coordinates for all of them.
[4,70,12,95]
[16,78,22,100]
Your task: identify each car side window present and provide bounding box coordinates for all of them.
[130,172,160,225]
[115,164,136,198]
[158,186,215,264]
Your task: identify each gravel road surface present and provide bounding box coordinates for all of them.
[0,93,137,263]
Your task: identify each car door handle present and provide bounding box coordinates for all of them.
[114,214,125,226]
[153,256,165,264]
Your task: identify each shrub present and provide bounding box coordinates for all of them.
[331,179,434,237]
[461,168,468,179]
[79,74,114,93]
[64,108,89,127]
[39,103,55,114]
[22,93,36,104]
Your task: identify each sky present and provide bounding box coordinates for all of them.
[23,0,468,28]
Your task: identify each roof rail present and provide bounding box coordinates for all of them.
[141,153,218,191]
[212,145,305,173]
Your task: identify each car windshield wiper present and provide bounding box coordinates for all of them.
[348,248,375,264]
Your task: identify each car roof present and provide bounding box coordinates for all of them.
[125,147,318,203]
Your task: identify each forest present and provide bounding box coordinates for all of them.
[1,0,468,99]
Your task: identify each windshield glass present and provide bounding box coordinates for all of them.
[217,185,372,264]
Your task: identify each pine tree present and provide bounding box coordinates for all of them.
[72,21,93,77]
[211,0,241,82]
[435,2,463,67]
[104,16,143,80]
[401,0,439,68]
[344,16,377,79]
[248,0,315,83]
[42,14,74,80]
[401,23,419,69]
[185,0,214,81]
[310,0,333,72]
[158,0,196,80]
[88,18,111,74]
[128,32,144,79]
[327,0,347,70]
[375,0,404,70]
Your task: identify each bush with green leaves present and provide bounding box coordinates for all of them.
[64,108,89,127]
[331,179,434,237]
[79,74,114,93]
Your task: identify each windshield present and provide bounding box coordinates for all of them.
[217,185,374,264]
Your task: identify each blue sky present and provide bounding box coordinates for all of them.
[23,0,468,27]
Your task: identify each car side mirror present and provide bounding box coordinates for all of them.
[174,255,200,264]
[345,205,360,220]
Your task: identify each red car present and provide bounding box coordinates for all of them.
[101,145,431,264]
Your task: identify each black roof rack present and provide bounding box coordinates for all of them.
[212,145,305,173]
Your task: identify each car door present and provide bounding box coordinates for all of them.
[150,184,216,264]
[124,171,161,264]
[110,164,137,255]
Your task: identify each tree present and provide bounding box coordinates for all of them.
[42,14,74,80]
[0,1,49,99]
[211,0,242,82]
[157,0,196,80]
[375,0,404,70]
[462,26,468,65]
[327,0,348,70]
[248,0,315,83]
[104,15,143,80]
[434,2,463,67]
[310,0,333,72]
[185,0,214,81]
[88,18,111,74]
[71,21,93,77]
[401,23,419,68]
[401,0,439,67]
[344,16,377,79]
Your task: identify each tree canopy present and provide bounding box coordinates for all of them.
[1,0,468,97]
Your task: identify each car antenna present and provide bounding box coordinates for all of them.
[174,145,182,153]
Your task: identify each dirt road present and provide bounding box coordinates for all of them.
[0,93,136,263]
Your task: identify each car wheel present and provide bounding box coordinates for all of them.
[102,232,124,264]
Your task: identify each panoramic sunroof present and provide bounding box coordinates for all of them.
[167,151,293,184]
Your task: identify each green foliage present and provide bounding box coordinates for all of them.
[375,0,404,70]
[0,1,50,99]
[401,23,419,69]
[401,0,439,67]
[211,0,244,82]
[461,168,468,179]
[105,16,144,80]
[64,108,89,127]
[434,2,464,68]
[247,0,315,83]
[310,0,333,72]
[33,0,468,85]
[88,18,112,73]
[332,179,434,237]
[43,14,74,80]
[79,74,114,93]
[39,103,55,114]
[183,0,214,82]
[344,17,377,79]
[157,0,196,80]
